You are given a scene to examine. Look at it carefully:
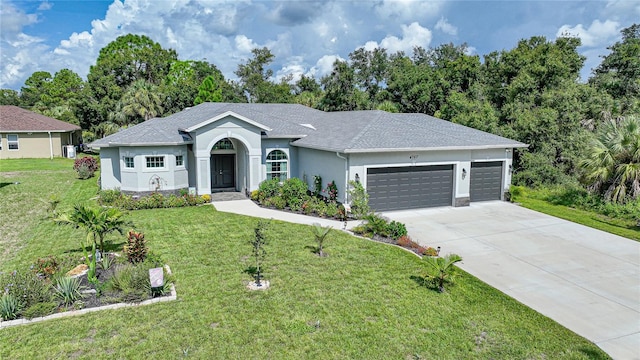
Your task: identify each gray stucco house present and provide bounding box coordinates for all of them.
[90,103,526,211]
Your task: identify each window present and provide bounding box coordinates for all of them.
[7,134,18,150]
[176,155,184,166]
[145,156,165,168]
[124,156,134,168]
[266,150,288,181]
[213,138,234,150]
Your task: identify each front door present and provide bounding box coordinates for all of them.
[211,154,235,188]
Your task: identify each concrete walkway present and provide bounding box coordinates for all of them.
[212,199,361,230]
[383,201,640,360]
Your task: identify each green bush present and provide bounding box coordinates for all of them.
[258,179,282,199]
[281,178,308,205]
[0,270,53,309]
[347,180,370,219]
[98,191,206,210]
[22,301,58,319]
[387,220,407,240]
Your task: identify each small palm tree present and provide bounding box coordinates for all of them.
[422,253,463,293]
[121,79,163,122]
[55,204,129,253]
[582,116,640,203]
[311,223,332,257]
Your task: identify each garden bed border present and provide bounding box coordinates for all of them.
[0,265,176,329]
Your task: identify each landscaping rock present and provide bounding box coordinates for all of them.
[66,264,88,277]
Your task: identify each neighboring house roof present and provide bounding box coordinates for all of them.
[90,103,527,152]
[0,105,81,132]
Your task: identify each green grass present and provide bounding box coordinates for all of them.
[511,187,640,241]
[0,159,609,359]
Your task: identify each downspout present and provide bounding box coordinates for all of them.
[336,152,349,204]
[48,131,53,159]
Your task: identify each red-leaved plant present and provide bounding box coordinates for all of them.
[124,230,148,264]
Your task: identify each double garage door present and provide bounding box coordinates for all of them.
[367,162,503,211]
[367,165,453,211]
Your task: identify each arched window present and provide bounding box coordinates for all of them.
[213,138,234,150]
[266,150,288,181]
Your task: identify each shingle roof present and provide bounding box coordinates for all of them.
[90,103,527,151]
[0,105,81,132]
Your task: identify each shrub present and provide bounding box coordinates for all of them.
[201,194,211,203]
[124,230,148,264]
[387,221,408,240]
[32,256,60,279]
[98,189,123,205]
[250,190,260,201]
[348,180,370,219]
[258,179,282,198]
[424,247,440,257]
[22,301,58,319]
[313,175,322,197]
[326,181,338,201]
[0,270,53,308]
[325,203,339,218]
[271,196,287,210]
[54,277,84,306]
[281,178,308,205]
[73,156,99,179]
[0,293,22,320]
[361,213,390,237]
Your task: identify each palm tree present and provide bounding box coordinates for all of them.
[422,253,463,293]
[311,223,332,257]
[581,116,640,203]
[55,204,129,253]
[121,79,163,122]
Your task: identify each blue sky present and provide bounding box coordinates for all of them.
[0,0,638,90]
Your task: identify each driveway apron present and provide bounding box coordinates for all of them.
[383,202,640,360]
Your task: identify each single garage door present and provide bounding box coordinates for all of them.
[367,165,453,211]
[470,161,503,202]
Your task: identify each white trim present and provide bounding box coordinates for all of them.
[265,148,289,181]
[143,155,167,172]
[7,134,19,151]
[181,111,272,133]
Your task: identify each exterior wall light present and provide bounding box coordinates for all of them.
[355,173,360,183]
[462,168,467,180]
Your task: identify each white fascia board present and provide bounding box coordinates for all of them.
[102,141,194,147]
[3,129,79,133]
[344,144,529,153]
[180,111,272,133]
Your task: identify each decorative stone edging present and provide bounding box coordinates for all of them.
[0,265,177,329]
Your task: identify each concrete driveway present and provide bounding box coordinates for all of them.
[383,201,640,359]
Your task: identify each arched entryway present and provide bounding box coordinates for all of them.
[209,137,251,192]
[211,138,236,189]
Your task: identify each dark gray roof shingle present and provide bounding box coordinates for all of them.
[90,103,526,151]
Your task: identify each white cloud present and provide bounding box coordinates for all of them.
[37,1,53,11]
[373,0,444,21]
[435,17,457,36]
[556,19,620,47]
[0,2,38,37]
[235,35,259,53]
[308,54,344,78]
[363,22,432,54]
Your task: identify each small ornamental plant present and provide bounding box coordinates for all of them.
[73,156,99,179]
[248,220,270,287]
[124,230,148,264]
[326,181,338,202]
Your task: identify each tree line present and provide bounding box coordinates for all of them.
[1,25,639,202]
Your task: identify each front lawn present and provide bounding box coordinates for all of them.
[510,186,640,241]
[0,159,609,359]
